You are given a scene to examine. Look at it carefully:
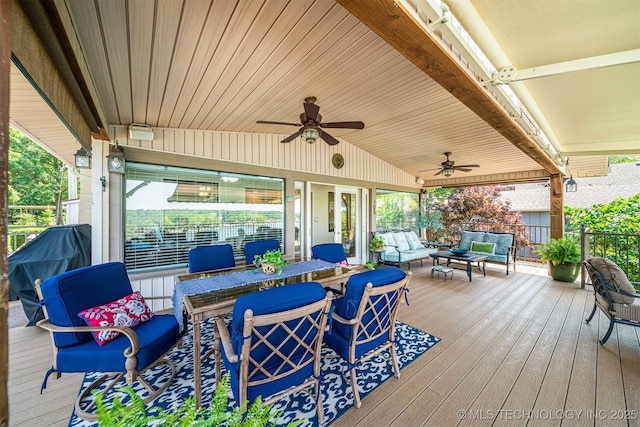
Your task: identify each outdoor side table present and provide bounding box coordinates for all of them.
[431,265,454,282]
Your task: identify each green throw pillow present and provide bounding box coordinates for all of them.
[471,241,495,254]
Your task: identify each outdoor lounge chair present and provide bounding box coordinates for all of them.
[583,257,640,344]
[35,262,183,420]
[216,282,333,424]
[187,243,236,273]
[324,266,411,408]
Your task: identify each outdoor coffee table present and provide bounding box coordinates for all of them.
[430,251,487,282]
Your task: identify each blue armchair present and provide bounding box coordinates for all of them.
[187,243,236,273]
[35,262,183,420]
[243,239,280,265]
[324,266,411,408]
[311,243,348,265]
[215,282,333,424]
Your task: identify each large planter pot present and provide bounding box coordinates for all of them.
[548,262,580,282]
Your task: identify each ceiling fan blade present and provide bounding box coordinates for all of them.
[417,167,441,173]
[455,168,473,172]
[281,129,302,143]
[433,170,444,176]
[320,131,340,146]
[257,120,300,127]
[320,121,365,129]
[304,102,320,123]
[453,164,480,169]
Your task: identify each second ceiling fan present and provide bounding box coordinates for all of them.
[420,152,480,177]
[256,96,364,146]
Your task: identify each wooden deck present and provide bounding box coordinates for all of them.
[8,262,640,426]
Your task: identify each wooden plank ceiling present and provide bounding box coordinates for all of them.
[10,0,640,186]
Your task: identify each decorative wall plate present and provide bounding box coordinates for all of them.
[332,153,344,169]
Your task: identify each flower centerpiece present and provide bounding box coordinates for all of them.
[369,235,386,252]
[535,237,581,282]
[253,249,289,275]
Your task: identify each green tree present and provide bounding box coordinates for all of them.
[8,128,68,224]
[565,194,640,234]
[565,194,639,281]
[375,192,418,230]
[417,188,452,241]
[609,155,640,164]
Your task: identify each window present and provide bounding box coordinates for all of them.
[124,163,284,271]
[375,189,419,231]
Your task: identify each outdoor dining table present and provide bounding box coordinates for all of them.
[173,258,363,406]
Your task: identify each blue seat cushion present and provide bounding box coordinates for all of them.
[333,267,405,320]
[222,342,315,404]
[325,324,390,361]
[325,267,405,359]
[55,314,180,373]
[39,262,135,348]
[311,243,347,263]
[188,244,236,273]
[243,239,280,265]
[224,282,326,402]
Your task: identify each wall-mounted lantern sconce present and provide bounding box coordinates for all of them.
[416,176,425,185]
[565,176,577,192]
[74,148,91,169]
[107,141,126,174]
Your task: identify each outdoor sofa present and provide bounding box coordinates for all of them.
[375,230,437,269]
[455,230,517,274]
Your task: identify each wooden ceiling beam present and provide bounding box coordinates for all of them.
[337,0,562,176]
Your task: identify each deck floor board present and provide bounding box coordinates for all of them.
[7,262,640,426]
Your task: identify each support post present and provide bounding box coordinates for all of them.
[549,174,565,240]
[0,0,13,424]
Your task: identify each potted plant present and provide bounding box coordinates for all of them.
[536,237,581,282]
[253,249,289,275]
[369,235,386,252]
[365,260,377,270]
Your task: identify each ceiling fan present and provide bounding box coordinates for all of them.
[256,96,365,146]
[420,152,480,177]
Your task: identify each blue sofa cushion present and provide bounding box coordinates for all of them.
[485,233,513,256]
[392,232,410,251]
[404,231,423,250]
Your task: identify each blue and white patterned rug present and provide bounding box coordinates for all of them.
[68,319,439,426]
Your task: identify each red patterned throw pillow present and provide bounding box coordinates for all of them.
[78,291,154,346]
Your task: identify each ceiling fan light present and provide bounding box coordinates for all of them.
[302,127,319,144]
[443,168,454,177]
